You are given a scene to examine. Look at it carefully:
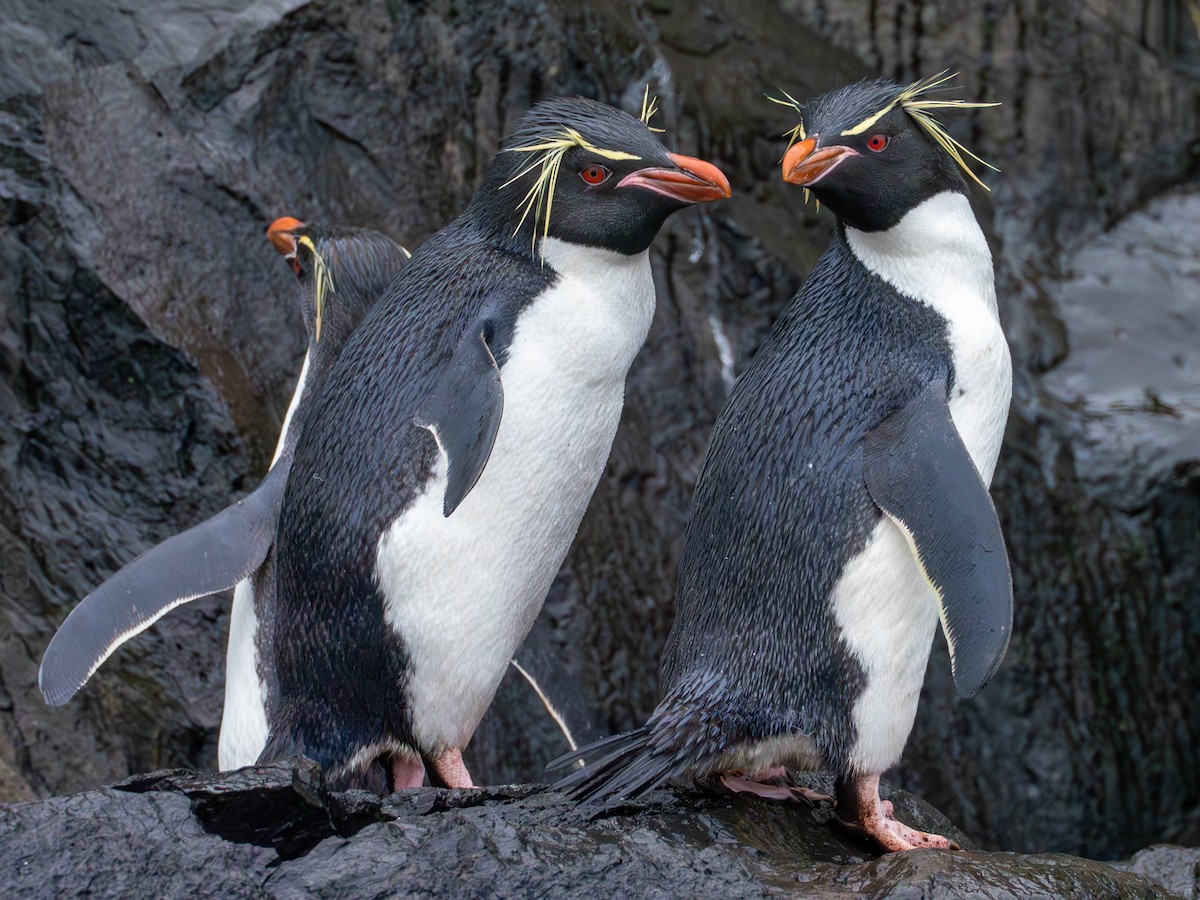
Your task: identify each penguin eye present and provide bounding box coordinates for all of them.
[867,133,889,152]
[579,165,612,186]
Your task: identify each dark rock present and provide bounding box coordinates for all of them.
[1111,844,1200,900]
[1,0,1197,865]
[0,763,1177,898]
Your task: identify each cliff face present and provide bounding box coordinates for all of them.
[1,0,1197,861]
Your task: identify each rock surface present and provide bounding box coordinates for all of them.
[0,0,1197,866]
[0,761,1185,898]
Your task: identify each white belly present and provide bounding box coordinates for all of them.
[832,518,941,774]
[218,352,308,769]
[376,238,655,753]
[219,579,269,769]
[839,191,1012,774]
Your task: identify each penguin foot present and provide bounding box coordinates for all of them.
[427,749,475,789]
[390,754,427,790]
[834,773,960,852]
[720,767,834,807]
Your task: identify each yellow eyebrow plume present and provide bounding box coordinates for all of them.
[897,70,1001,190]
[503,126,641,257]
[296,235,335,341]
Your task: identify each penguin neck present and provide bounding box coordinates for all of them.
[845,189,1010,485]
[538,234,645,277]
[842,191,997,323]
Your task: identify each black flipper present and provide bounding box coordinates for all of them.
[862,382,1013,698]
[413,326,504,517]
[38,464,287,706]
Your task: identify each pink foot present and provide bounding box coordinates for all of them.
[390,753,426,790]
[834,773,960,852]
[720,767,834,807]
[425,749,475,789]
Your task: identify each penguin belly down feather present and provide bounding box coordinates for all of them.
[37,218,410,773]
[554,74,1013,853]
[259,96,730,791]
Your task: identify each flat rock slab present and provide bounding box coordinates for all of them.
[0,760,1179,898]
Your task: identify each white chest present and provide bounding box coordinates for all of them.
[847,191,1012,483]
[376,238,655,752]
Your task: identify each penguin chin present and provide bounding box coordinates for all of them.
[544,210,670,257]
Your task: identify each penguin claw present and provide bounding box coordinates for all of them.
[837,812,961,853]
[834,773,960,853]
[719,769,834,807]
[789,785,836,807]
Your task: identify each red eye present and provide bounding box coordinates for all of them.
[867,133,889,152]
[580,165,611,185]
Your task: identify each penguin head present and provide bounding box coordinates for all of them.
[778,73,998,232]
[266,217,410,352]
[472,96,731,256]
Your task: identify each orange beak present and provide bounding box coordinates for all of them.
[267,216,305,256]
[782,137,859,186]
[617,152,732,204]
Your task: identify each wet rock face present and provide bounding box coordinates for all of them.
[0,761,1182,898]
[1,0,1197,865]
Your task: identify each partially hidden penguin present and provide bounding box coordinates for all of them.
[38,220,410,773]
[258,95,732,791]
[552,73,1013,852]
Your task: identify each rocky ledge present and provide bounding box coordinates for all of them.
[1,760,1194,898]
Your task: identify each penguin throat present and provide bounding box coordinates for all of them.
[843,191,996,319]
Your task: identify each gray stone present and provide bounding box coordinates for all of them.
[0,761,1177,898]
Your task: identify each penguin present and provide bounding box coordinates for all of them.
[258,95,731,792]
[219,220,411,768]
[551,73,1013,853]
[38,220,410,771]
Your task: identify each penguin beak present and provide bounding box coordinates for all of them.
[267,216,305,258]
[617,153,732,204]
[782,137,859,187]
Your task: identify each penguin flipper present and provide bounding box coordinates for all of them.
[413,327,504,517]
[862,382,1013,698]
[38,465,286,706]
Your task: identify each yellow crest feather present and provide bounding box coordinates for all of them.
[897,70,1000,190]
[296,235,335,341]
[503,126,641,257]
[639,86,665,133]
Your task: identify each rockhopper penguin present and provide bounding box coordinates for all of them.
[221,220,411,769]
[552,74,1013,853]
[258,96,731,791]
[37,220,409,772]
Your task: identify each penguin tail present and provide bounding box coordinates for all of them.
[549,673,739,804]
[547,726,686,803]
[256,734,388,796]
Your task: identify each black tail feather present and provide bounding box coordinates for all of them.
[549,726,687,803]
